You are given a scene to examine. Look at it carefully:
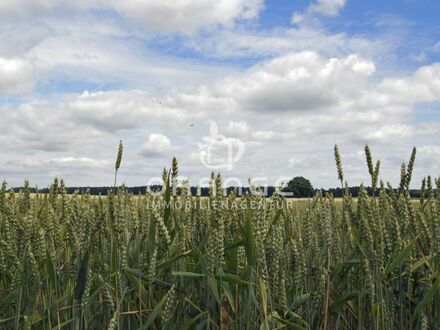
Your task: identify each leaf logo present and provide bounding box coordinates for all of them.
[199,122,244,171]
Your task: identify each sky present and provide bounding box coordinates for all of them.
[0,0,439,189]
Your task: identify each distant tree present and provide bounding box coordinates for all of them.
[284,176,314,197]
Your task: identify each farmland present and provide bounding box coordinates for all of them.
[0,146,439,329]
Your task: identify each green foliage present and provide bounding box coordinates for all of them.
[285,176,315,197]
[0,147,439,329]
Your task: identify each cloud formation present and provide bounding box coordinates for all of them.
[0,57,34,95]
[292,0,347,24]
[1,49,438,187]
[308,0,347,17]
[139,134,172,157]
[0,0,439,189]
[0,0,264,33]
[218,52,375,112]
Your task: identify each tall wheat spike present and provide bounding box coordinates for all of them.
[0,146,438,329]
[114,140,123,188]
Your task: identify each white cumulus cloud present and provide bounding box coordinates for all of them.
[308,0,347,17]
[218,52,375,112]
[378,63,440,103]
[0,57,34,95]
[0,0,264,34]
[139,133,172,157]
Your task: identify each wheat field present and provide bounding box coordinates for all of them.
[0,146,439,329]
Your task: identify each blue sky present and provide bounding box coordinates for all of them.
[0,0,439,188]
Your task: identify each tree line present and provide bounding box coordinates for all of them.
[10,176,427,198]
